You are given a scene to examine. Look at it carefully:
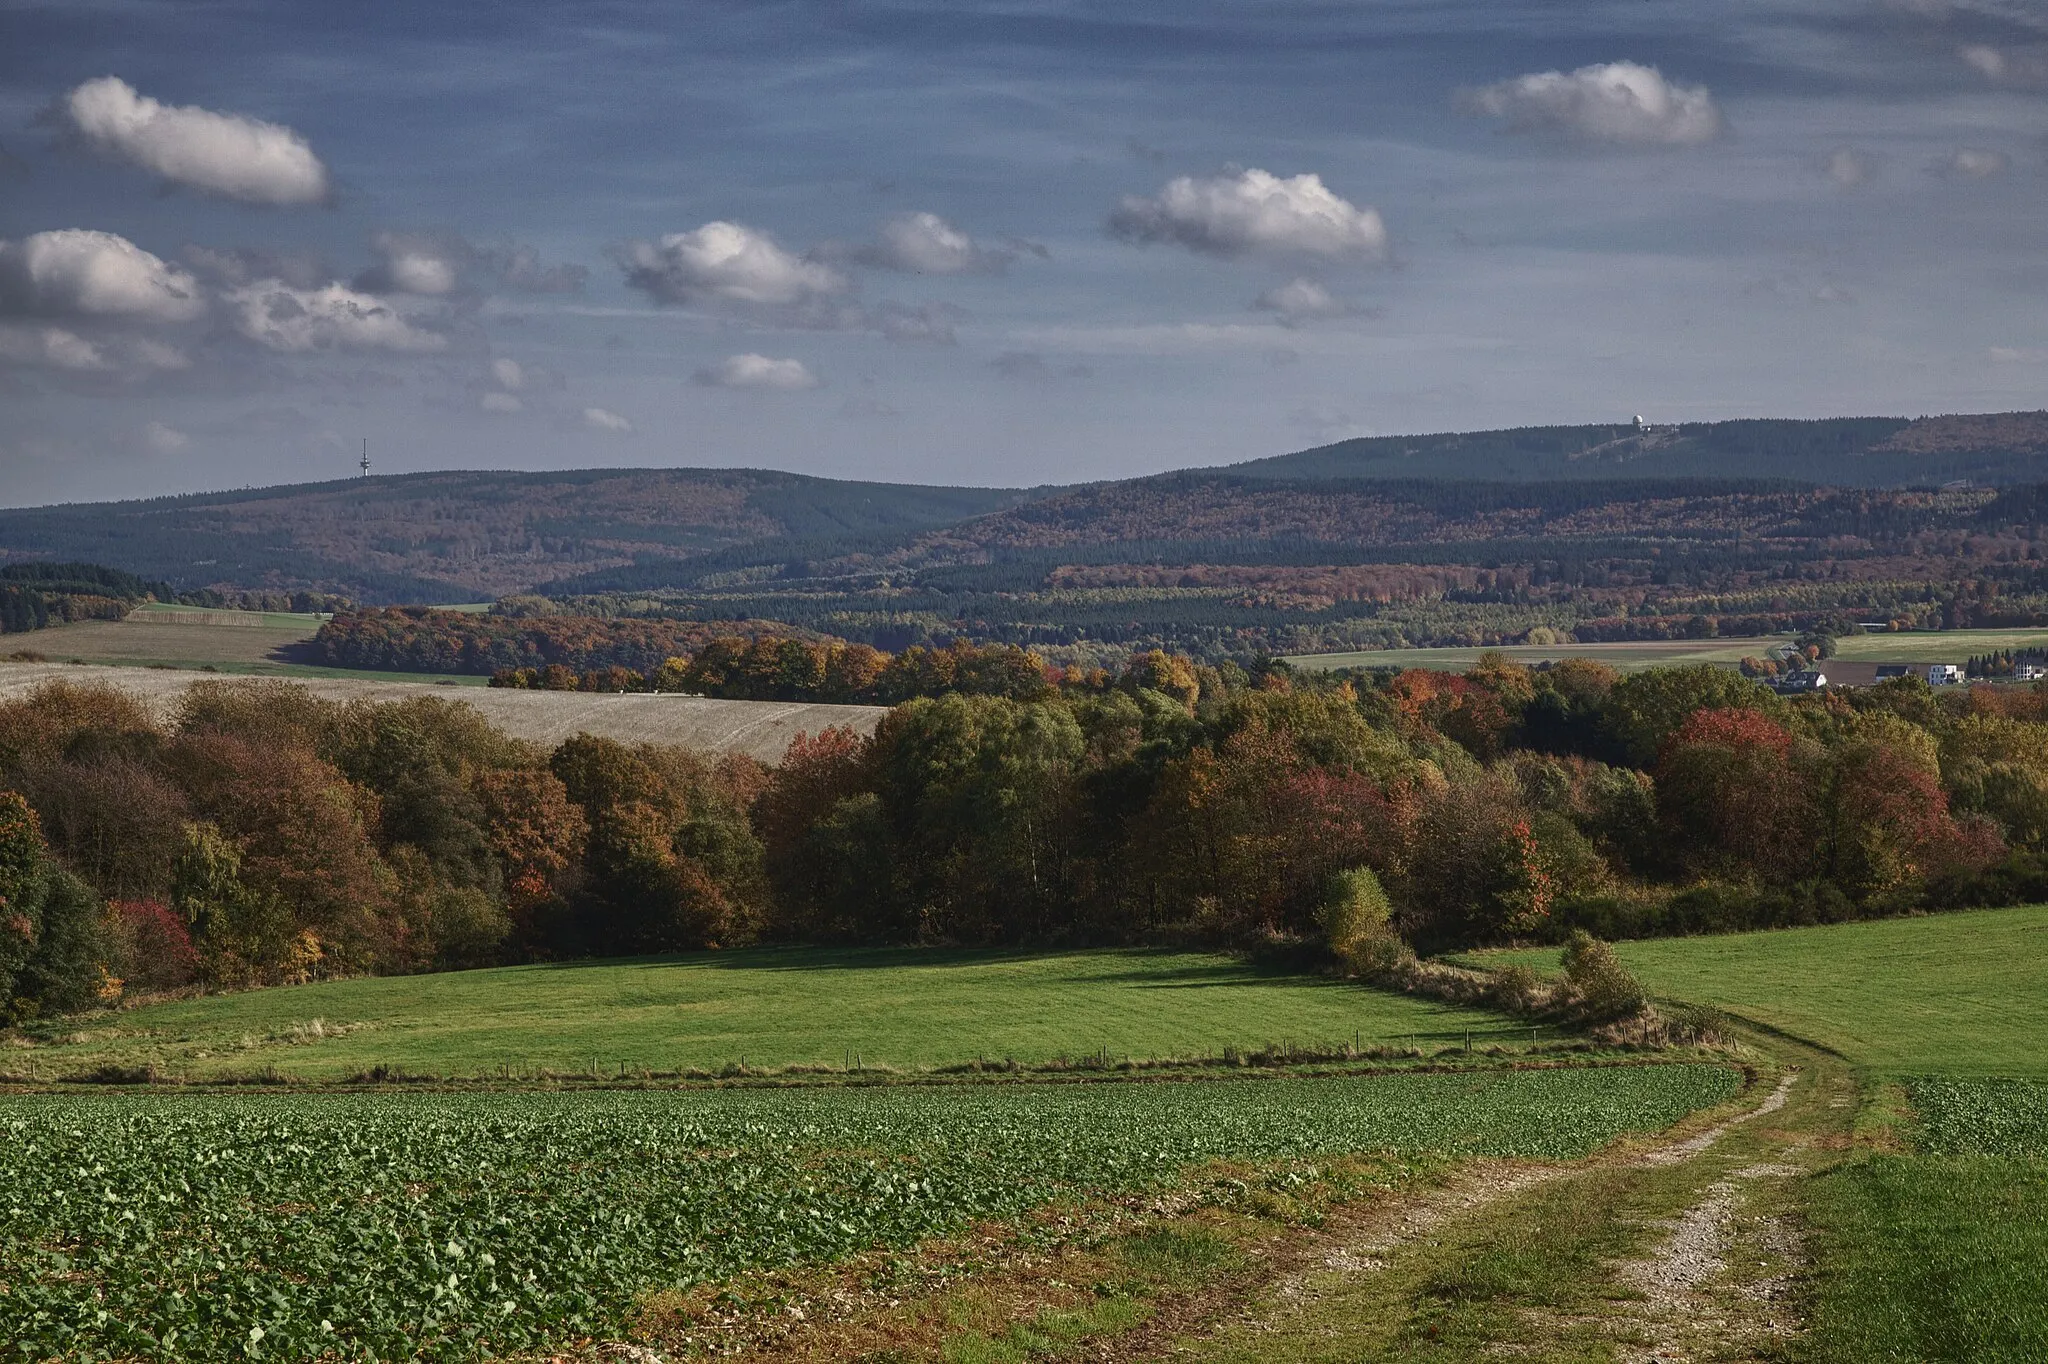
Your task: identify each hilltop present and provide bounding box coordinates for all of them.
[1224,411,2048,484]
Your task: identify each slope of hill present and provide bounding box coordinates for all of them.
[0,468,1030,603]
[1226,412,2048,485]
[550,475,2046,658]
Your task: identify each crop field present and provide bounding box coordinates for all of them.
[1284,626,2048,674]
[1911,1077,2048,1157]
[1479,903,2048,1077]
[0,661,882,762]
[15,948,1530,1081]
[0,1066,1738,1362]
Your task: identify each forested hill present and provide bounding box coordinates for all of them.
[6,409,2048,608]
[1228,412,2048,485]
[0,468,1031,602]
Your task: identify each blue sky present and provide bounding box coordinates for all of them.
[4,0,2048,502]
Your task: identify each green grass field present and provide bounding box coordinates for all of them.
[1285,627,2048,675]
[21,947,1530,1081]
[1482,904,2048,1077]
[1481,906,2048,1363]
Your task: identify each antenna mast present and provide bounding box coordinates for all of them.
[359,439,372,479]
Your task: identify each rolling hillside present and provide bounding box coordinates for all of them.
[7,410,2048,660]
[0,468,1031,602]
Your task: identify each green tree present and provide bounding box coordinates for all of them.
[1601,665,1777,767]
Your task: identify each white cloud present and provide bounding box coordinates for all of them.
[1459,61,1723,146]
[480,391,522,413]
[857,212,1015,274]
[581,406,634,433]
[693,353,821,390]
[1823,147,1874,189]
[356,232,465,295]
[1933,147,2008,179]
[56,76,329,206]
[1253,277,1354,323]
[490,357,524,390]
[0,324,108,370]
[1961,44,2048,87]
[1109,168,1388,260]
[143,420,190,453]
[223,279,448,353]
[0,229,205,322]
[617,222,847,308]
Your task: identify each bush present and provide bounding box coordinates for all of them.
[1487,963,1547,1015]
[1320,866,1395,970]
[1557,929,1647,1024]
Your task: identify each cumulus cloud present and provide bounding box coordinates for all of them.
[1109,168,1388,260]
[0,324,109,370]
[1822,147,1875,189]
[854,212,1023,275]
[1253,277,1355,323]
[0,229,205,322]
[1933,147,2008,179]
[1459,61,1723,146]
[479,391,522,413]
[1961,44,2048,87]
[223,279,448,353]
[183,244,329,290]
[143,420,190,453]
[693,352,821,390]
[617,222,847,309]
[490,357,524,390]
[581,406,634,433]
[53,76,330,205]
[355,232,467,295]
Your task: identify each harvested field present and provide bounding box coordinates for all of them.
[7,610,321,670]
[0,661,882,763]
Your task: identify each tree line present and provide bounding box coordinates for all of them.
[7,651,2048,1020]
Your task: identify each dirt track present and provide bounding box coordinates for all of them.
[0,662,884,763]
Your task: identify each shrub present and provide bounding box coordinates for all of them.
[1320,866,1395,969]
[1557,929,1647,1024]
[1487,963,1547,1015]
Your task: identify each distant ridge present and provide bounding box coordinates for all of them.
[1224,412,2048,485]
[6,409,2048,604]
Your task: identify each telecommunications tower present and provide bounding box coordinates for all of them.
[360,439,372,478]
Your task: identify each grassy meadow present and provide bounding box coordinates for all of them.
[1482,906,2048,1363]
[1286,626,2048,674]
[15,947,1533,1081]
[4,604,487,683]
[1481,903,2048,1077]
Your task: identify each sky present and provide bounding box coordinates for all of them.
[4,0,2048,503]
